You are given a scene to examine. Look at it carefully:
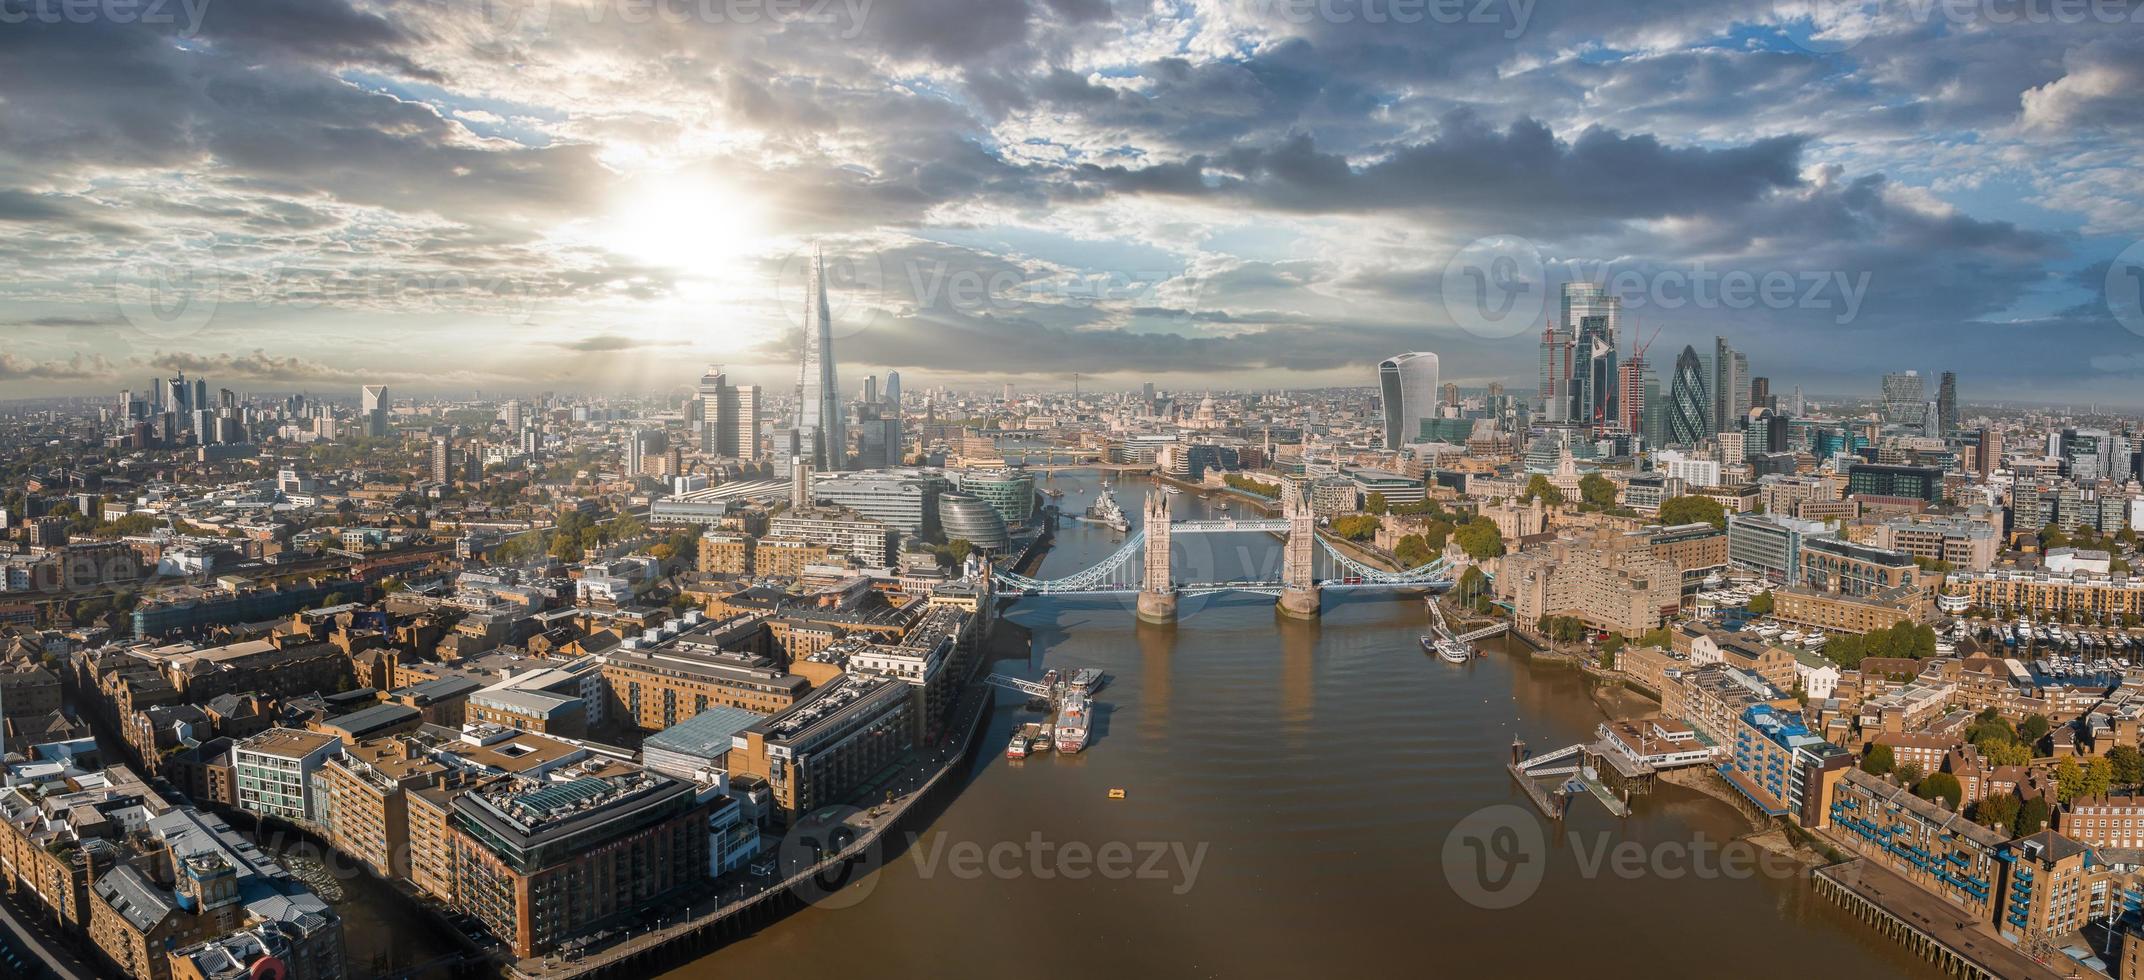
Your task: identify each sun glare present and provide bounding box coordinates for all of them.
[596,176,766,269]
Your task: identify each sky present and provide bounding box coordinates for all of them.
[1,0,2141,403]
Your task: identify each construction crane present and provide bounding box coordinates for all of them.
[1629,323,1662,364]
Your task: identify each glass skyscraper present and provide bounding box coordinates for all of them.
[1666,345,1712,446]
[1377,351,1439,449]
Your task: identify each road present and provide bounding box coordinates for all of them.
[0,891,96,980]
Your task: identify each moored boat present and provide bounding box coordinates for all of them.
[1055,696,1091,753]
[1006,734,1030,759]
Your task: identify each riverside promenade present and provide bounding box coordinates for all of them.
[503,665,998,980]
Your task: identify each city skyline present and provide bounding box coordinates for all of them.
[2,2,2142,402]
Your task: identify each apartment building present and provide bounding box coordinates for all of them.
[313,737,449,879]
[727,672,915,823]
[447,762,710,958]
[231,728,342,824]
[1502,530,1681,637]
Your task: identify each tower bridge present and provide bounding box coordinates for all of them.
[992,490,1459,622]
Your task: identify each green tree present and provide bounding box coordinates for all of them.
[2013,796,2051,837]
[1364,492,1389,515]
[1976,738,2031,768]
[934,539,975,569]
[1915,771,1965,810]
[2018,713,2052,747]
[1394,534,1433,568]
[1746,590,1774,616]
[1861,743,1895,776]
[1522,475,1565,507]
[1578,472,1617,508]
[1973,791,2020,830]
[2056,756,2087,803]
[1658,495,1727,529]
[2086,756,2115,799]
[2109,746,2144,787]
[1897,762,1925,787]
[1453,520,1504,560]
[1331,515,1380,541]
[2040,523,2068,551]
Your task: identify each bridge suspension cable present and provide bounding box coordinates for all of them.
[995,523,1459,595]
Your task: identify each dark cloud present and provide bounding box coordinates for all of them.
[1073,113,1806,231]
[0,352,118,381]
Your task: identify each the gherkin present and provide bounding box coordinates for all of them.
[1666,345,1712,446]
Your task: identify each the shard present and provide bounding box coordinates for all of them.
[795,248,845,471]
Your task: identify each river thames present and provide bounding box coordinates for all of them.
[666,471,1936,979]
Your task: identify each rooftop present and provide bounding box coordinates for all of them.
[233,727,341,759]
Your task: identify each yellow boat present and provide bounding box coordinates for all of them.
[1107,788,1126,800]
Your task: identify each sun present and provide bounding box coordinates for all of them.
[595,175,767,269]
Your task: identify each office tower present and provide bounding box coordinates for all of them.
[791,460,813,512]
[884,371,901,406]
[1000,382,1015,404]
[1750,377,1771,411]
[1639,371,1667,448]
[432,436,452,483]
[1667,345,1712,446]
[796,250,845,472]
[1563,283,1619,428]
[1978,426,2001,479]
[698,367,727,451]
[1376,352,1440,449]
[1881,371,1924,426]
[2049,428,2101,484]
[855,403,904,469]
[725,384,761,460]
[1936,371,1958,435]
[501,399,523,432]
[1618,358,1647,435]
[361,385,390,437]
[1142,381,1155,404]
[1537,322,1574,423]
[863,375,878,406]
[1441,382,1459,408]
[193,379,208,413]
[1791,385,1805,417]
[1711,338,1746,434]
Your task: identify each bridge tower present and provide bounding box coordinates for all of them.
[1277,486,1321,619]
[1137,491,1177,623]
